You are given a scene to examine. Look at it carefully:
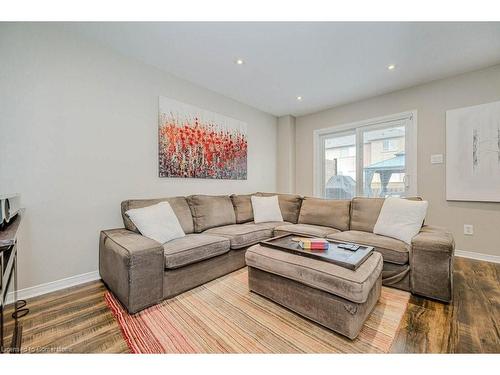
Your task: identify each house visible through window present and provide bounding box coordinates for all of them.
[315,112,416,199]
[382,138,398,152]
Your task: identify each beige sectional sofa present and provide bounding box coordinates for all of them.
[99,193,454,314]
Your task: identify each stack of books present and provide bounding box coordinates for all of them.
[298,238,329,251]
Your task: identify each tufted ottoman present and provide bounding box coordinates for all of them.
[245,244,383,339]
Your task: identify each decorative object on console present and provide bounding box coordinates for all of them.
[158,96,248,180]
[0,194,21,230]
[446,100,500,202]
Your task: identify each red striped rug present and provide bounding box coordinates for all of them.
[105,268,409,353]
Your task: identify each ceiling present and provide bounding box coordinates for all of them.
[64,22,500,117]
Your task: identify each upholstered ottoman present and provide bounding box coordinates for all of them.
[245,244,383,339]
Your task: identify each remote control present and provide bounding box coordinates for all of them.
[337,243,360,251]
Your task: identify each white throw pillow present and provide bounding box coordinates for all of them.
[373,197,428,245]
[126,201,185,244]
[251,195,283,223]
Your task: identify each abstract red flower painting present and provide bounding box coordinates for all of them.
[158,97,247,179]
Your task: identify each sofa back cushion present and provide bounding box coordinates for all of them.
[256,192,303,223]
[187,195,236,232]
[121,197,194,234]
[350,196,423,233]
[230,194,254,223]
[298,197,351,231]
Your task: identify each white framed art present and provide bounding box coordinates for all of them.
[446,100,500,202]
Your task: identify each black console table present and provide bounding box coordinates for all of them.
[0,209,25,353]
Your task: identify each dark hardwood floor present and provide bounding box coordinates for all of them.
[3,281,128,353]
[391,257,499,353]
[4,256,499,353]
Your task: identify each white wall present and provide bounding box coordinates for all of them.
[294,64,500,256]
[276,115,296,193]
[0,23,278,290]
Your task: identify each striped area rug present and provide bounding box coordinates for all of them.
[105,268,409,353]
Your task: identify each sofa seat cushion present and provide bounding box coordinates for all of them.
[274,223,340,238]
[327,230,410,265]
[204,223,274,249]
[163,234,230,269]
[245,244,383,303]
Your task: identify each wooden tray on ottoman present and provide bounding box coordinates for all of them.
[260,234,373,270]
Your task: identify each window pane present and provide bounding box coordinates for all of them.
[362,126,406,197]
[324,133,356,199]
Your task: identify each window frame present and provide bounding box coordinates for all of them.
[313,110,418,198]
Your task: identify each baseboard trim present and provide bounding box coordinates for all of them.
[455,249,500,264]
[6,270,100,305]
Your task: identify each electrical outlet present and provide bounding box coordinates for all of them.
[464,224,474,236]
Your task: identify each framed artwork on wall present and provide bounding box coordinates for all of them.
[446,100,500,202]
[158,96,248,179]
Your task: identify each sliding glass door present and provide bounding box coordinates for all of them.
[362,123,407,197]
[321,132,357,199]
[316,112,416,199]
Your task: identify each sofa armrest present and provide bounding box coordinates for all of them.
[99,228,164,313]
[410,225,454,302]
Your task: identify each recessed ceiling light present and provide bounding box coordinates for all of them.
[387,64,396,71]
[235,59,244,65]
[296,96,303,101]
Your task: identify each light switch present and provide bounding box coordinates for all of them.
[431,154,444,164]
